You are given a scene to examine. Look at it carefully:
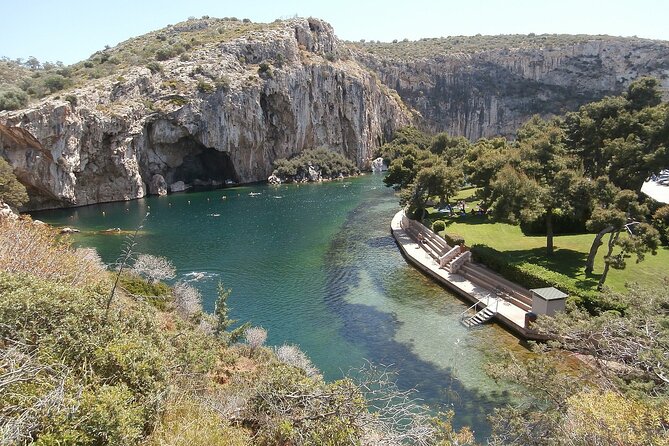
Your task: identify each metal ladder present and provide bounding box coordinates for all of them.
[460,295,499,328]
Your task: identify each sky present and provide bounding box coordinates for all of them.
[1,0,668,65]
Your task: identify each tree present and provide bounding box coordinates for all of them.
[585,187,643,273]
[0,157,28,208]
[429,132,470,163]
[597,221,659,290]
[583,186,660,288]
[625,76,662,110]
[214,282,249,345]
[564,77,669,192]
[0,85,29,111]
[383,144,429,190]
[464,137,511,205]
[400,161,464,220]
[490,117,583,256]
[378,126,431,162]
[652,204,669,246]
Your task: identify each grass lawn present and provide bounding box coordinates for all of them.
[425,189,669,294]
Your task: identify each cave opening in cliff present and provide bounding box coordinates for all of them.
[167,138,238,188]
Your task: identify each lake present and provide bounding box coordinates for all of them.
[33,173,528,439]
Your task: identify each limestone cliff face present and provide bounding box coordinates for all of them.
[356,38,669,139]
[3,19,669,210]
[0,18,409,209]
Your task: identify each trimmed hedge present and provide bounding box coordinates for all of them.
[432,220,446,232]
[469,244,619,314]
[444,233,465,247]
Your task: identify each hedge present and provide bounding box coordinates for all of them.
[469,244,619,314]
[444,233,465,247]
[432,220,446,232]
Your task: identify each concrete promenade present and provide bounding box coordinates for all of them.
[390,210,542,339]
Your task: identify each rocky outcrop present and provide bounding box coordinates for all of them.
[356,38,669,139]
[0,18,409,210]
[149,174,168,196]
[0,199,18,220]
[2,18,669,210]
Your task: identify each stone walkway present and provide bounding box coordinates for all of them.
[391,210,537,339]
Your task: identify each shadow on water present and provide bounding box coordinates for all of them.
[323,200,512,439]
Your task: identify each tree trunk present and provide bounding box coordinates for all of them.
[546,209,554,256]
[598,230,620,290]
[585,225,615,274]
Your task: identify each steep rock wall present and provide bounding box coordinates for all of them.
[357,39,669,138]
[0,18,410,210]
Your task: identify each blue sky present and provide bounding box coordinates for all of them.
[1,0,667,65]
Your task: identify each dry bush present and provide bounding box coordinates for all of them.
[275,344,319,377]
[0,343,75,445]
[0,218,107,287]
[131,254,176,283]
[144,392,249,446]
[173,281,203,319]
[244,326,267,356]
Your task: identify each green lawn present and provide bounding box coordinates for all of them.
[425,190,669,293]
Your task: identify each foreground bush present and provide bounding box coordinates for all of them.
[0,217,106,288]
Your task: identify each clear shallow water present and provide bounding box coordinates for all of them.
[33,174,528,439]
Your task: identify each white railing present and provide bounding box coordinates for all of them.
[439,245,461,268]
[449,250,471,273]
[459,294,499,322]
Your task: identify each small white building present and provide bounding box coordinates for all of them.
[530,287,568,316]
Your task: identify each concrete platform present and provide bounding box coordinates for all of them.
[391,210,544,340]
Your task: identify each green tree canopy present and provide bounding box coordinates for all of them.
[0,157,28,208]
[490,117,585,255]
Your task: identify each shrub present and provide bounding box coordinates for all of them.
[0,157,28,207]
[42,74,69,93]
[173,281,202,318]
[131,254,176,283]
[196,79,214,93]
[0,218,106,287]
[444,232,465,247]
[119,272,171,309]
[0,84,28,110]
[469,244,612,313]
[258,61,273,78]
[276,344,319,377]
[244,326,267,356]
[64,94,77,106]
[146,61,163,74]
[432,220,446,232]
[155,46,177,61]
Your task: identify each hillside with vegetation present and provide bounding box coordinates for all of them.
[381,78,669,444]
[1,207,486,445]
[2,16,669,210]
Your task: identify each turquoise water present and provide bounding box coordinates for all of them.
[33,174,527,439]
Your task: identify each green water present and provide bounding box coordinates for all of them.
[33,174,527,439]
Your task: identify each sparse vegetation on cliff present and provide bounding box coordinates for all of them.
[271,148,359,183]
[349,33,664,60]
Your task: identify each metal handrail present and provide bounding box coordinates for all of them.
[460,293,495,321]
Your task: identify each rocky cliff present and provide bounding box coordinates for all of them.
[353,36,669,138]
[0,18,410,209]
[2,18,669,210]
